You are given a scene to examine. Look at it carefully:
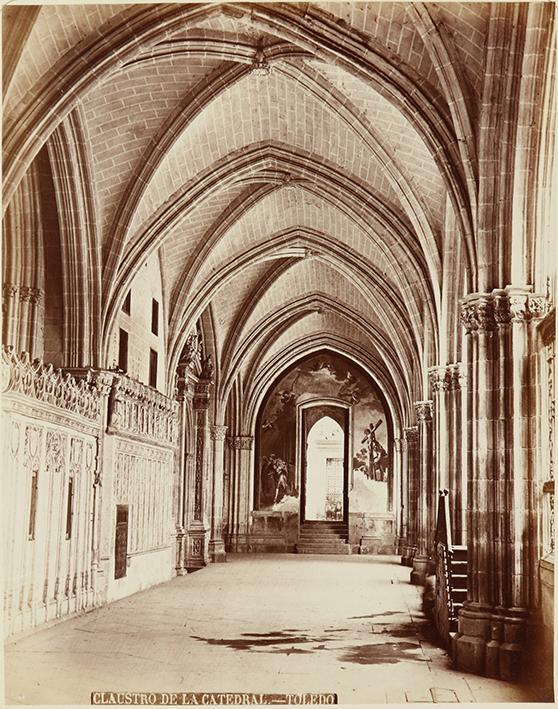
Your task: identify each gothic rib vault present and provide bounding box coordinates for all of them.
[1,1,556,691]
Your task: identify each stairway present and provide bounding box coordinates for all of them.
[296,521,351,554]
[449,545,467,632]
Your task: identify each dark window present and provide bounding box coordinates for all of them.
[65,477,74,540]
[114,505,129,579]
[122,290,131,315]
[28,470,38,540]
[118,328,128,372]
[151,299,159,335]
[149,348,158,388]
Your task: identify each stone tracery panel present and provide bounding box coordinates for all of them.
[113,439,174,555]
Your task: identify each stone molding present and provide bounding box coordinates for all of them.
[227,435,254,450]
[210,425,228,441]
[1,346,101,421]
[461,287,547,333]
[108,373,178,445]
[414,400,432,422]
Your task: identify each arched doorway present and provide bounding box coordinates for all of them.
[300,405,349,524]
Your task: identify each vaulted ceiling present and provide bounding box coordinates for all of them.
[5,2,551,429]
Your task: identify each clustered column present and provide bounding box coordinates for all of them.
[455,286,545,679]
[410,401,433,585]
[394,436,407,555]
[185,378,212,570]
[208,425,228,562]
[226,435,254,552]
[428,364,467,545]
[401,426,418,566]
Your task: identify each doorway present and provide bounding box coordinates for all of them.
[300,404,349,524]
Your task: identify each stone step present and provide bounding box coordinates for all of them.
[299,531,347,539]
[451,573,467,590]
[296,545,351,555]
[297,540,350,548]
[451,546,467,561]
[452,589,467,603]
[451,560,467,573]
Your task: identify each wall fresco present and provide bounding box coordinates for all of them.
[255,351,390,513]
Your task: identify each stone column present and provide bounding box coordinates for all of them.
[429,367,450,492]
[449,364,467,545]
[227,435,254,552]
[410,401,433,585]
[454,287,546,680]
[185,379,211,571]
[174,365,195,575]
[403,426,418,567]
[209,424,228,562]
[394,436,406,555]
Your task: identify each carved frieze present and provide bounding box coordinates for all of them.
[108,373,178,446]
[461,288,547,333]
[2,347,102,421]
[2,283,43,305]
[227,435,254,450]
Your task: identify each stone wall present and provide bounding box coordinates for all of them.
[106,252,166,392]
[105,438,175,602]
[1,347,179,637]
[2,349,102,637]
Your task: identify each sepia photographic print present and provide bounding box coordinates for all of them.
[1,0,556,706]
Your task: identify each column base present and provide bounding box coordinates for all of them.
[175,528,187,576]
[185,525,208,571]
[410,555,429,585]
[400,545,416,567]
[209,539,227,563]
[453,603,530,680]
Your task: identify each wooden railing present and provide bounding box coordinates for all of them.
[434,489,456,645]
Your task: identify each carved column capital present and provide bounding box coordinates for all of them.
[461,288,547,333]
[227,435,254,450]
[506,287,546,322]
[414,400,433,423]
[460,294,496,333]
[3,283,18,301]
[448,363,467,390]
[428,365,452,392]
[19,286,43,305]
[210,425,228,442]
[404,426,418,443]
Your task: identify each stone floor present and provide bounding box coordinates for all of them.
[4,555,550,705]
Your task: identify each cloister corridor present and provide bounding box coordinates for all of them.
[4,555,544,706]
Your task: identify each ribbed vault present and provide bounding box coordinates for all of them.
[5,0,549,435]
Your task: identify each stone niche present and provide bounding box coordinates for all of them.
[249,510,299,552]
[349,512,396,554]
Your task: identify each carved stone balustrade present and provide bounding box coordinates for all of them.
[108,374,178,447]
[1,346,102,422]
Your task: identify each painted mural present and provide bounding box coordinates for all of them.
[255,351,391,513]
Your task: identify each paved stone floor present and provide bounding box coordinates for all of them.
[4,555,551,705]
